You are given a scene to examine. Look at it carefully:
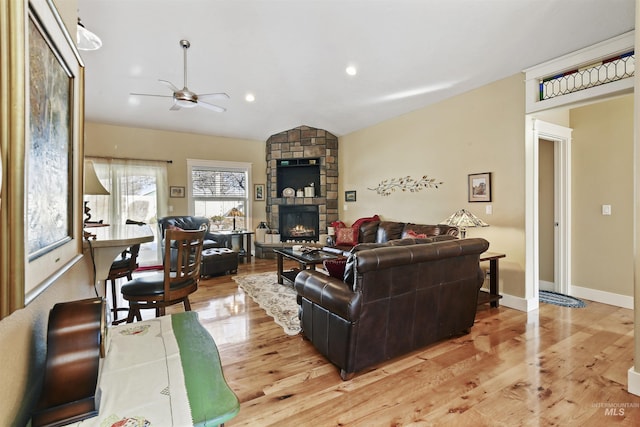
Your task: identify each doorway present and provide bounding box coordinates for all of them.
[528,119,572,301]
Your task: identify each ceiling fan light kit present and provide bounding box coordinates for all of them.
[131,40,229,112]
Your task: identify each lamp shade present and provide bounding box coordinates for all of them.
[227,207,243,218]
[77,18,102,51]
[84,160,109,195]
[440,209,488,238]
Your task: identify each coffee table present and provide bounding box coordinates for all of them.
[273,247,340,285]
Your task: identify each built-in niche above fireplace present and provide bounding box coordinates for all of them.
[277,158,320,197]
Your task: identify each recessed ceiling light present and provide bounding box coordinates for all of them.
[346,65,357,76]
[245,93,255,102]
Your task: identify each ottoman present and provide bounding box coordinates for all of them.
[201,248,239,277]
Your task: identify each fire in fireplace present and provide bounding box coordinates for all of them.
[279,205,319,242]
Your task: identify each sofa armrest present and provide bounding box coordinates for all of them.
[294,271,361,321]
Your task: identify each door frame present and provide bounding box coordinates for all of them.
[525,119,572,309]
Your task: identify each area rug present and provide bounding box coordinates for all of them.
[232,272,301,335]
[539,290,586,308]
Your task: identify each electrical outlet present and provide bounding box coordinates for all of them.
[602,204,611,215]
[486,205,492,215]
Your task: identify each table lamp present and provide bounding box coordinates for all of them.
[228,207,243,231]
[84,160,109,224]
[440,208,489,238]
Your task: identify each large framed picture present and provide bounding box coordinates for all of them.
[20,0,85,304]
[468,172,492,202]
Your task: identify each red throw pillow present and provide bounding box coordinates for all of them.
[335,227,358,246]
[324,258,347,279]
[405,229,427,239]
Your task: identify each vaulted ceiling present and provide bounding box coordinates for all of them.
[77,0,635,141]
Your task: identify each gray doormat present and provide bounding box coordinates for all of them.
[539,290,586,308]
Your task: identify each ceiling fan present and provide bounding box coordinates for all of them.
[131,39,229,112]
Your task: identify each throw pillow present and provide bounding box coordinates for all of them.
[404,229,427,239]
[324,258,347,279]
[335,227,358,246]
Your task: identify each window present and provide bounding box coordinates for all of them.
[85,158,169,266]
[188,160,251,231]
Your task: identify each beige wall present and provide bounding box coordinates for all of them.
[570,95,634,296]
[84,122,268,228]
[0,255,95,426]
[339,73,527,298]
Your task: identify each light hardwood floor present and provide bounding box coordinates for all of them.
[164,257,640,426]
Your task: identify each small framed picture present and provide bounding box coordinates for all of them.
[254,183,265,201]
[345,190,357,202]
[468,173,491,202]
[170,186,185,198]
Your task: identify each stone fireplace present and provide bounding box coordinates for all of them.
[265,126,339,242]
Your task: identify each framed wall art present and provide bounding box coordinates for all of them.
[20,0,85,306]
[468,172,492,202]
[345,190,357,202]
[170,186,185,198]
[254,183,265,201]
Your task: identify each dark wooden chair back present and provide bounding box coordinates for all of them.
[162,227,206,302]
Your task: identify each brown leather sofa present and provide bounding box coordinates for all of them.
[334,219,459,251]
[294,237,489,380]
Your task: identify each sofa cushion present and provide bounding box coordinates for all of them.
[351,215,380,242]
[358,220,380,243]
[376,221,406,242]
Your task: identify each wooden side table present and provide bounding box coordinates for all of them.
[479,252,505,307]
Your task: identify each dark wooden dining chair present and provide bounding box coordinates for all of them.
[106,220,146,324]
[121,227,206,323]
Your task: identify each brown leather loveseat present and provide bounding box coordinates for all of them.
[294,237,489,380]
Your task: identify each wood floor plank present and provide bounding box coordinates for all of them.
[157,257,640,426]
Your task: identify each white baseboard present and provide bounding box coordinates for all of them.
[628,367,640,396]
[539,280,554,291]
[498,293,537,312]
[482,284,632,312]
[570,285,633,309]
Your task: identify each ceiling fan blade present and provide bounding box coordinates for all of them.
[198,100,226,113]
[198,92,230,101]
[159,79,180,92]
[169,102,182,111]
[130,92,173,98]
